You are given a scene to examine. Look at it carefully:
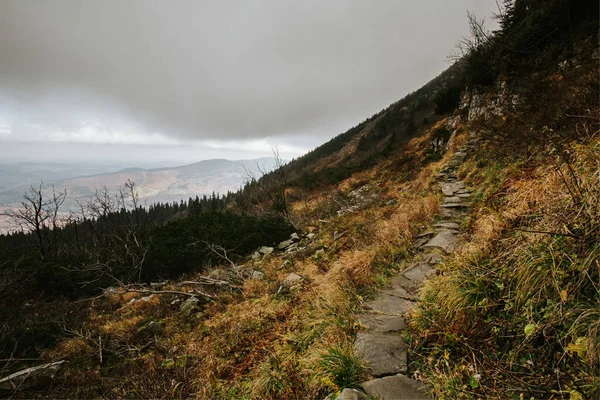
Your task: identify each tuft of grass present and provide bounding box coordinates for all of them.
[316,345,366,391]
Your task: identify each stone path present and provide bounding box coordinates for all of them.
[337,138,480,400]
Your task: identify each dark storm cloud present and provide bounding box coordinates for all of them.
[0,0,499,145]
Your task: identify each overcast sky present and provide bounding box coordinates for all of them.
[0,0,499,164]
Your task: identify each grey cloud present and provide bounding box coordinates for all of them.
[0,0,499,146]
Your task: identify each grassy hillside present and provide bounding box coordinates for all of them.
[0,1,598,398]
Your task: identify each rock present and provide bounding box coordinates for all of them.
[314,249,325,257]
[433,222,460,230]
[335,388,368,400]
[385,199,397,206]
[279,260,291,269]
[170,298,181,305]
[285,243,299,253]
[358,313,405,332]
[365,293,414,316]
[355,332,407,376]
[403,263,435,285]
[179,296,200,317]
[442,202,468,208]
[422,252,442,265]
[416,231,435,239]
[139,294,155,302]
[290,233,300,241]
[282,273,302,288]
[150,282,165,290]
[458,193,472,198]
[381,285,416,301]
[360,374,429,400]
[251,271,265,280]
[278,239,294,249]
[0,361,66,390]
[251,252,261,260]
[422,231,458,253]
[306,233,316,239]
[443,196,461,203]
[258,246,274,255]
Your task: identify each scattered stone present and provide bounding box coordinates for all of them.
[285,243,299,253]
[422,231,458,253]
[365,293,414,315]
[360,374,429,400]
[355,332,407,376]
[335,388,368,400]
[306,233,316,239]
[278,239,294,249]
[0,361,67,390]
[458,193,472,198]
[251,271,265,280]
[258,246,274,255]
[282,273,302,288]
[170,298,181,305]
[251,252,261,260]
[290,233,300,241]
[179,296,200,317]
[314,249,325,257]
[358,313,405,332]
[139,294,155,302]
[385,199,397,206]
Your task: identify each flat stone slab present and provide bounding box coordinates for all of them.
[433,222,460,229]
[422,231,458,253]
[442,202,468,208]
[365,293,414,315]
[360,374,430,400]
[381,285,416,300]
[458,193,472,198]
[444,196,461,203]
[422,251,442,265]
[336,388,368,400]
[355,332,407,376]
[441,181,465,196]
[388,275,419,294]
[403,263,435,285]
[358,313,405,332]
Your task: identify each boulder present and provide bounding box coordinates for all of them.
[290,233,300,241]
[282,273,302,288]
[258,246,274,255]
[278,239,294,249]
[179,296,200,317]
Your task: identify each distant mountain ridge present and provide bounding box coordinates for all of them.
[0,157,277,208]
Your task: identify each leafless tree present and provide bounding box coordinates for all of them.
[243,144,297,228]
[0,182,67,258]
[448,11,492,63]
